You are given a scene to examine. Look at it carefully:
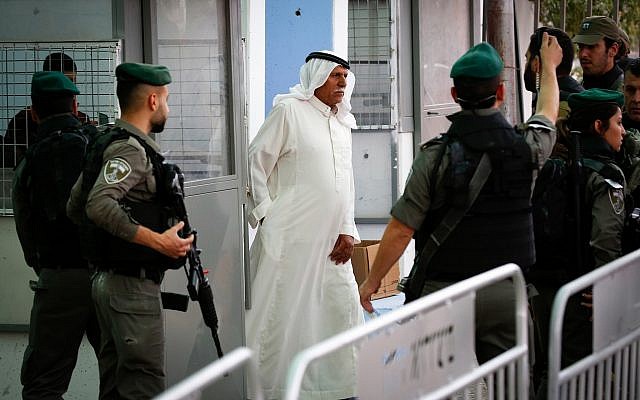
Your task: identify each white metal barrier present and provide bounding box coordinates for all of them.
[285,263,530,400]
[547,248,640,400]
[154,347,264,400]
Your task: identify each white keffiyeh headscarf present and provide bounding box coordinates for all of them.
[273,50,357,129]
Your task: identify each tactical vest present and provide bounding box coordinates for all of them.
[20,117,97,268]
[414,112,535,280]
[77,127,179,270]
[532,156,624,283]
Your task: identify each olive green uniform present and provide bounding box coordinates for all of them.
[14,114,103,400]
[13,71,103,400]
[67,119,166,399]
[392,109,555,364]
[392,111,555,234]
[531,158,625,399]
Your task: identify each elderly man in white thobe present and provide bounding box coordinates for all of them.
[246,50,364,399]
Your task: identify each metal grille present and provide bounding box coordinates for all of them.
[156,39,231,181]
[0,41,120,215]
[348,0,393,129]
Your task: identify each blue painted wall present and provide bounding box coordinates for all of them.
[265,0,332,116]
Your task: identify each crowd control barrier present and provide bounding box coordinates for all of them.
[547,248,640,400]
[285,263,529,400]
[154,347,264,400]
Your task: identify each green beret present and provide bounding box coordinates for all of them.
[568,88,624,112]
[31,71,79,96]
[115,63,172,86]
[450,42,504,79]
[573,16,620,45]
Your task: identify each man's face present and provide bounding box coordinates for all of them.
[624,72,640,122]
[600,107,625,152]
[150,86,170,133]
[314,65,349,107]
[578,39,616,77]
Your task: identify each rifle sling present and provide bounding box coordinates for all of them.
[408,152,492,294]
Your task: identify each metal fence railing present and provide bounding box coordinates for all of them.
[153,347,264,400]
[547,248,640,400]
[285,263,530,400]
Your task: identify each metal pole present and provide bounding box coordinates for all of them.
[534,0,540,29]
[560,0,566,31]
[485,0,519,125]
[613,0,620,23]
[586,0,593,16]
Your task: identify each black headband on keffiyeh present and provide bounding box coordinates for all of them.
[305,52,350,69]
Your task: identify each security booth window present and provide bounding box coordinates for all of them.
[0,41,120,215]
[154,0,233,182]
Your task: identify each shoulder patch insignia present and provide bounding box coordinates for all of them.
[103,157,132,184]
[604,178,623,190]
[609,188,624,215]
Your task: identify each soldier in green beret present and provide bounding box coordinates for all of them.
[530,88,626,399]
[360,35,563,366]
[3,53,93,169]
[12,71,102,399]
[67,63,193,399]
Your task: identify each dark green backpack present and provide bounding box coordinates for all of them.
[25,124,98,222]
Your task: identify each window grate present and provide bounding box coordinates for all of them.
[156,39,232,181]
[348,0,393,129]
[0,41,120,216]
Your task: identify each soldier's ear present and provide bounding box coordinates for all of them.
[532,55,541,73]
[148,92,159,112]
[594,119,604,135]
[495,83,506,103]
[450,87,458,103]
[31,105,40,123]
[608,42,619,58]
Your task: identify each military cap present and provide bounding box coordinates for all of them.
[31,71,79,96]
[450,42,504,79]
[573,16,620,45]
[568,88,624,112]
[115,63,172,86]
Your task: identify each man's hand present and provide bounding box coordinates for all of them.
[539,32,563,71]
[329,234,354,264]
[536,31,563,123]
[359,278,381,313]
[159,221,194,258]
[581,289,593,322]
[135,221,194,259]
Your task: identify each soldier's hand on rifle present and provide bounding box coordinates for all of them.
[150,221,194,258]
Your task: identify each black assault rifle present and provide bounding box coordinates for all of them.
[569,130,583,274]
[165,164,224,359]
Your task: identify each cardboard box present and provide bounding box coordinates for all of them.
[352,240,400,300]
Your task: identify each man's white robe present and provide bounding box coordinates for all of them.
[247,95,363,399]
